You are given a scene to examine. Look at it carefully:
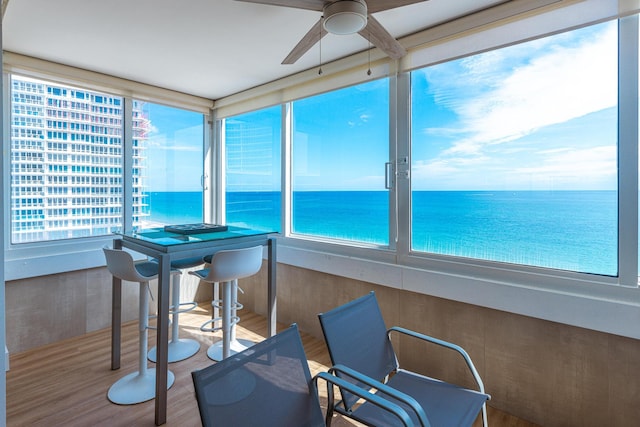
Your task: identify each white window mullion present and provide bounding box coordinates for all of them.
[122,98,133,232]
[617,14,639,286]
[2,72,9,252]
[203,112,214,224]
[212,118,225,224]
[388,72,398,251]
[396,71,411,258]
[282,103,292,237]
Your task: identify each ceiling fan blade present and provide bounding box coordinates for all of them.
[366,0,429,14]
[359,15,406,60]
[282,19,328,64]
[234,0,324,12]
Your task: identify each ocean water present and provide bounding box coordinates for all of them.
[146,190,618,276]
[146,191,205,225]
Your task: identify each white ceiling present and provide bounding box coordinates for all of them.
[2,0,505,100]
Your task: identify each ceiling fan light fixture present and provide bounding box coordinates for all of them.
[323,0,368,35]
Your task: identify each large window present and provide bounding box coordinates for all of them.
[135,102,204,227]
[291,79,390,245]
[221,80,390,243]
[410,21,618,275]
[219,21,623,276]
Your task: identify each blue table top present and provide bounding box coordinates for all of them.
[120,225,274,247]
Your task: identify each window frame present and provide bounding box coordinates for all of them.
[288,78,393,246]
[405,20,623,279]
[221,104,283,234]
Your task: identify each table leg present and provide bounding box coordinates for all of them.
[155,253,171,426]
[267,238,277,337]
[111,238,123,370]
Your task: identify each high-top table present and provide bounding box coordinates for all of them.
[110,226,276,425]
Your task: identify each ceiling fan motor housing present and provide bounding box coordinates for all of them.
[323,0,368,35]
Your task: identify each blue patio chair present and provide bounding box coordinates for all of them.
[191,324,415,427]
[318,292,490,427]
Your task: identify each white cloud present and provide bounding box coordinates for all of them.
[413,22,618,190]
[413,143,616,190]
[509,145,617,189]
[465,29,615,144]
[147,135,201,152]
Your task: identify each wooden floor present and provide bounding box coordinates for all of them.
[7,304,539,427]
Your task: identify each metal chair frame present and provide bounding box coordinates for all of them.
[318,291,490,427]
[192,324,416,427]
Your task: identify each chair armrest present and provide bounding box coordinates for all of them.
[314,371,418,427]
[327,364,431,427]
[388,326,487,395]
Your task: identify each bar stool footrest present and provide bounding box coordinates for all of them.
[211,299,243,311]
[170,301,198,315]
[200,317,222,333]
[200,316,240,333]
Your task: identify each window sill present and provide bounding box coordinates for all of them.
[5,235,121,280]
[6,235,640,340]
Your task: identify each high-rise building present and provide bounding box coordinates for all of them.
[10,75,149,243]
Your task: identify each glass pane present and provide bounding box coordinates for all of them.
[411,21,618,275]
[134,102,204,227]
[10,75,124,243]
[224,106,281,232]
[291,79,390,245]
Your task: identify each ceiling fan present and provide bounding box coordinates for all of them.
[235,0,428,64]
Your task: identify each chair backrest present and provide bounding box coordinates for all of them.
[191,324,325,427]
[203,245,263,283]
[318,292,398,408]
[103,247,157,283]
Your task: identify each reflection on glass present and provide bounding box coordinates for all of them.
[134,102,205,228]
[224,106,282,232]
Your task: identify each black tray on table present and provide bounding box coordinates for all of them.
[163,223,228,235]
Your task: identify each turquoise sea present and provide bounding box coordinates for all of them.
[146,190,618,276]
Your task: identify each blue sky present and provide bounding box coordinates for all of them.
[292,79,389,191]
[411,20,618,191]
[290,19,618,192]
[146,20,618,193]
[143,103,204,192]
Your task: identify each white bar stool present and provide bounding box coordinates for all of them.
[148,256,202,363]
[103,247,178,405]
[189,246,263,361]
